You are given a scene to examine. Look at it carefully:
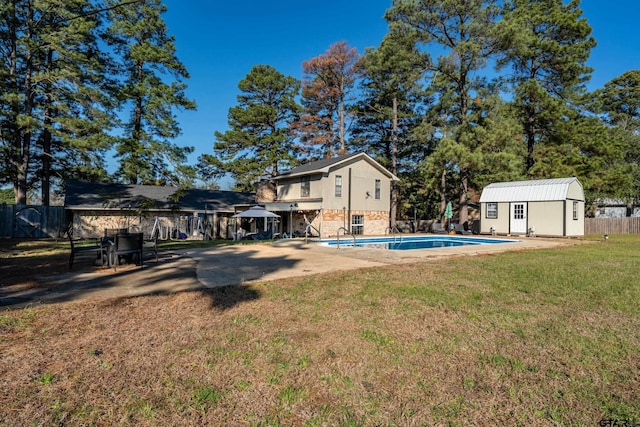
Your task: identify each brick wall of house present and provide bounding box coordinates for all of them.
[321,209,389,237]
[72,212,152,238]
[72,211,237,240]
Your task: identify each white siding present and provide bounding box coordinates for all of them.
[480,178,584,203]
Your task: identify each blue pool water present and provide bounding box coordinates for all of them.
[320,235,519,251]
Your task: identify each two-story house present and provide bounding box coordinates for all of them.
[261,152,399,238]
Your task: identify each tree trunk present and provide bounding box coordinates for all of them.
[389,97,398,228]
[129,61,145,184]
[7,6,23,204]
[41,126,52,206]
[16,6,36,205]
[525,105,536,172]
[458,167,469,225]
[41,49,54,206]
[339,77,346,155]
[440,167,447,218]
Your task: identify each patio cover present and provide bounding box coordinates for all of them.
[232,206,280,218]
[232,206,280,239]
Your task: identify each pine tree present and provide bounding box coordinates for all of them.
[37,0,116,204]
[0,0,113,204]
[386,0,501,224]
[496,0,595,173]
[592,70,640,200]
[104,0,195,185]
[293,41,362,158]
[200,65,301,192]
[353,30,429,225]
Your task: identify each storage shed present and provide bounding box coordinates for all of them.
[479,177,584,237]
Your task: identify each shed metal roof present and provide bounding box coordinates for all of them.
[479,177,583,203]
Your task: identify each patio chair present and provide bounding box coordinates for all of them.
[106,232,144,271]
[66,227,103,270]
[250,227,273,240]
[431,222,447,234]
[104,228,129,238]
[454,223,473,235]
[103,228,129,248]
[143,231,159,263]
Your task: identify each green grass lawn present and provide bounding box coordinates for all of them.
[1,235,639,426]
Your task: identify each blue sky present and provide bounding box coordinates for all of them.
[162,0,639,190]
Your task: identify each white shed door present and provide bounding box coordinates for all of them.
[510,203,527,234]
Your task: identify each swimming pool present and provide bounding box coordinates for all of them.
[320,235,520,251]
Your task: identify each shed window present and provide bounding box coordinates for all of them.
[301,176,310,198]
[375,179,381,199]
[351,215,364,235]
[486,203,498,219]
[513,204,524,220]
[335,175,342,197]
[573,201,578,220]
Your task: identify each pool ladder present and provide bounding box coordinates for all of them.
[386,226,401,243]
[336,227,356,249]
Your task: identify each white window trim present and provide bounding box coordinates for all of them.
[486,202,498,219]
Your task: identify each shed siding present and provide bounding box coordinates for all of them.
[567,181,584,201]
[565,200,585,236]
[528,201,564,236]
[480,202,510,234]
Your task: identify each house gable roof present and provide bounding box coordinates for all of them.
[479,177,584,203]
[64,181,255,213]
[274,152,399,181]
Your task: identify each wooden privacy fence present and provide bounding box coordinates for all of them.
[584,217,640,235]
[0,204,67,238]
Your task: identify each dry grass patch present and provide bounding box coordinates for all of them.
[1,235,639,425]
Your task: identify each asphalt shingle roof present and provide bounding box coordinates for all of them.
[276,153,361,177]
[64,181,255,213]
[274,152,398,180]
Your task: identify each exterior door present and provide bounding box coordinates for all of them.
[510,202,527,234]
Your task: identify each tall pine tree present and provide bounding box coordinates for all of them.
[201,65,301,192]
[353,29,429,225]
[386,0,501,224]
[0,0,114,204]
[293,41,362,158]
[496,0,595,173]
[104,0,195,186]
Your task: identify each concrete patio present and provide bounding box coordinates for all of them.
[2,236,579,308]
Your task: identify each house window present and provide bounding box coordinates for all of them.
[573,201,578,220]
[375,179,381,199]
[335,175,342,197]
[300,176,310,198]
[351,215,364,235]
[486,202,498,219]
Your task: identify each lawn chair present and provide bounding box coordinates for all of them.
[454,223,473,235]
[431,222,447,234]
[143,231,159,263]
[66,227,103,270]
[250,227,273,240]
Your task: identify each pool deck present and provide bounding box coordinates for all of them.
[188,235,581,288]
[3,234,583,308]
